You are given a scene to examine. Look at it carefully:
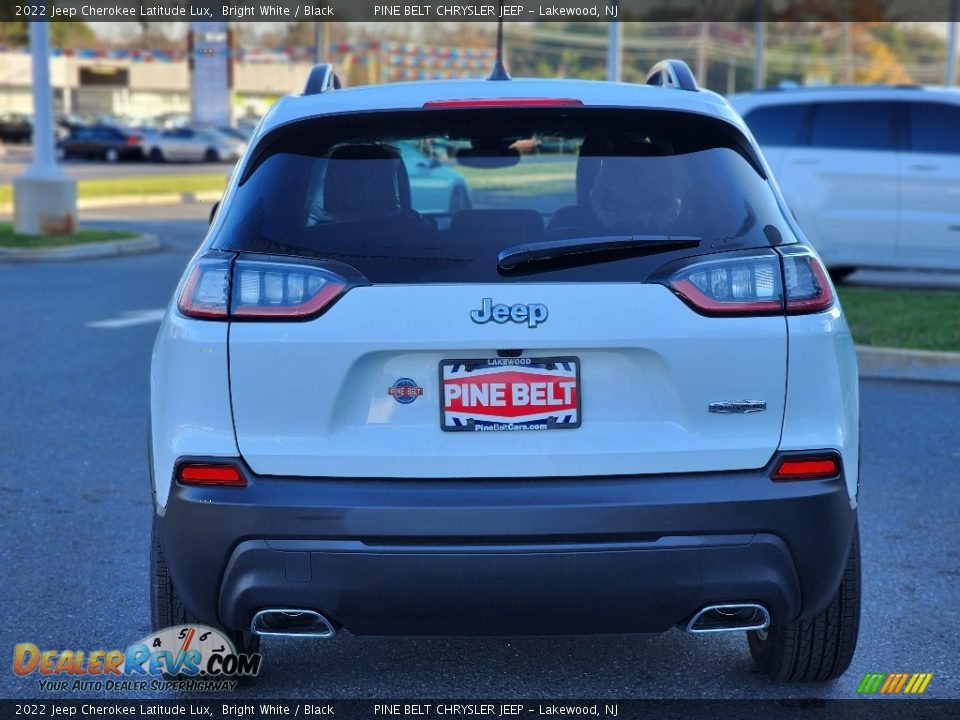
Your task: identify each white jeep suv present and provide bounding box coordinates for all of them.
[150,61,861,682]
[731,85,960,280]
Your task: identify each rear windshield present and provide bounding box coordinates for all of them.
[213,108,786,283]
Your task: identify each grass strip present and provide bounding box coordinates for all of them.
[0,222,138,248]
[0,173,226,206]
[838,286,960,353]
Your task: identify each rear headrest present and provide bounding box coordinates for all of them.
[576,134,669,206]
[324,144,409,218]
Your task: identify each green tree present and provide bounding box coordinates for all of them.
[0,21,94,49]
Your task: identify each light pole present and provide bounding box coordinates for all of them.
[947,6,958,86]
[315,22,328,64]
[607,6,622,82]
[753,21,765,90]
[13,21,76,235]
[753,0,765,90]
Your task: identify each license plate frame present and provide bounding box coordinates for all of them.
[439,356,581,433]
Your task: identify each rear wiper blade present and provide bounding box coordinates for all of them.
[497,235,701,274]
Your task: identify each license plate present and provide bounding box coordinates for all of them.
[439,357,581,432]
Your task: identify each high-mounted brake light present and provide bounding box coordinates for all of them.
[782,251,835,314]
[178,463,246,487]
[423,98,584,109]
[178,256,352,321]
[772,455,840,482]
[666,254,783,316]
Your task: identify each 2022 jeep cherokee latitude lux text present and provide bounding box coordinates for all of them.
[150,64,861,682]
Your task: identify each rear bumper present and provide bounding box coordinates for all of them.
[154,457,856,635]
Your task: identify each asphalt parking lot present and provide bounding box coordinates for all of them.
[0,204,958,702]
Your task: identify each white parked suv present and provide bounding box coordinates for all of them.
[731,85,960,279]
[150,61,861,682]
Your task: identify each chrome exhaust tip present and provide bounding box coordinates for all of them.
[250,609,336,638]
[685,603,770,634]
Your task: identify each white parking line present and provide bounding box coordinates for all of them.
[86,309,166,329]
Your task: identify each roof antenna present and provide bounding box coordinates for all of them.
[488,5,512,81]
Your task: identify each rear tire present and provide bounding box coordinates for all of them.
[204,148,220,163]
[105,148,119,163]
[151,519,260,680]
[149,148,165,163]
[748,523,860,682]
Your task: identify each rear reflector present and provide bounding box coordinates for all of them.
[423,98,584,109]
[178,464,246,487]
[772,456,840,481]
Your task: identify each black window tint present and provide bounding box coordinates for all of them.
[214,109,783,284]
[909,102,960,154]
[743,104,809,146]
[809,102,895,150]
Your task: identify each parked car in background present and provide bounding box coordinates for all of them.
[144,126,245,163]
[731,85,960,279]
[236,117,261,138]
[200,125,250,143]
[0,113,32,143]
[57,125,145,162]
[56,114,89,141]
[397,141,472,213]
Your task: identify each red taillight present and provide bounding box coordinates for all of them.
[178,463,246,487]
[423,98,584,109]
[178,260,230,319]
[125,135,141,146]
[664,249,835,317]
[666,254,783,316]
[177,257,351,321]
[782,252,835,314]
[772,456,840,481]
[231,259,348,319]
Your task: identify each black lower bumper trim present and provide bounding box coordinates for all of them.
[218,534,800,635]
[155,461,856,635]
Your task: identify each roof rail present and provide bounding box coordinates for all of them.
[645,60,699,92]
[304,63,342,95]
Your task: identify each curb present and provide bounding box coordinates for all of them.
[0,233,160,262]
[0,191,221,215]
[75,191,222,210]
[857,345,960,385]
